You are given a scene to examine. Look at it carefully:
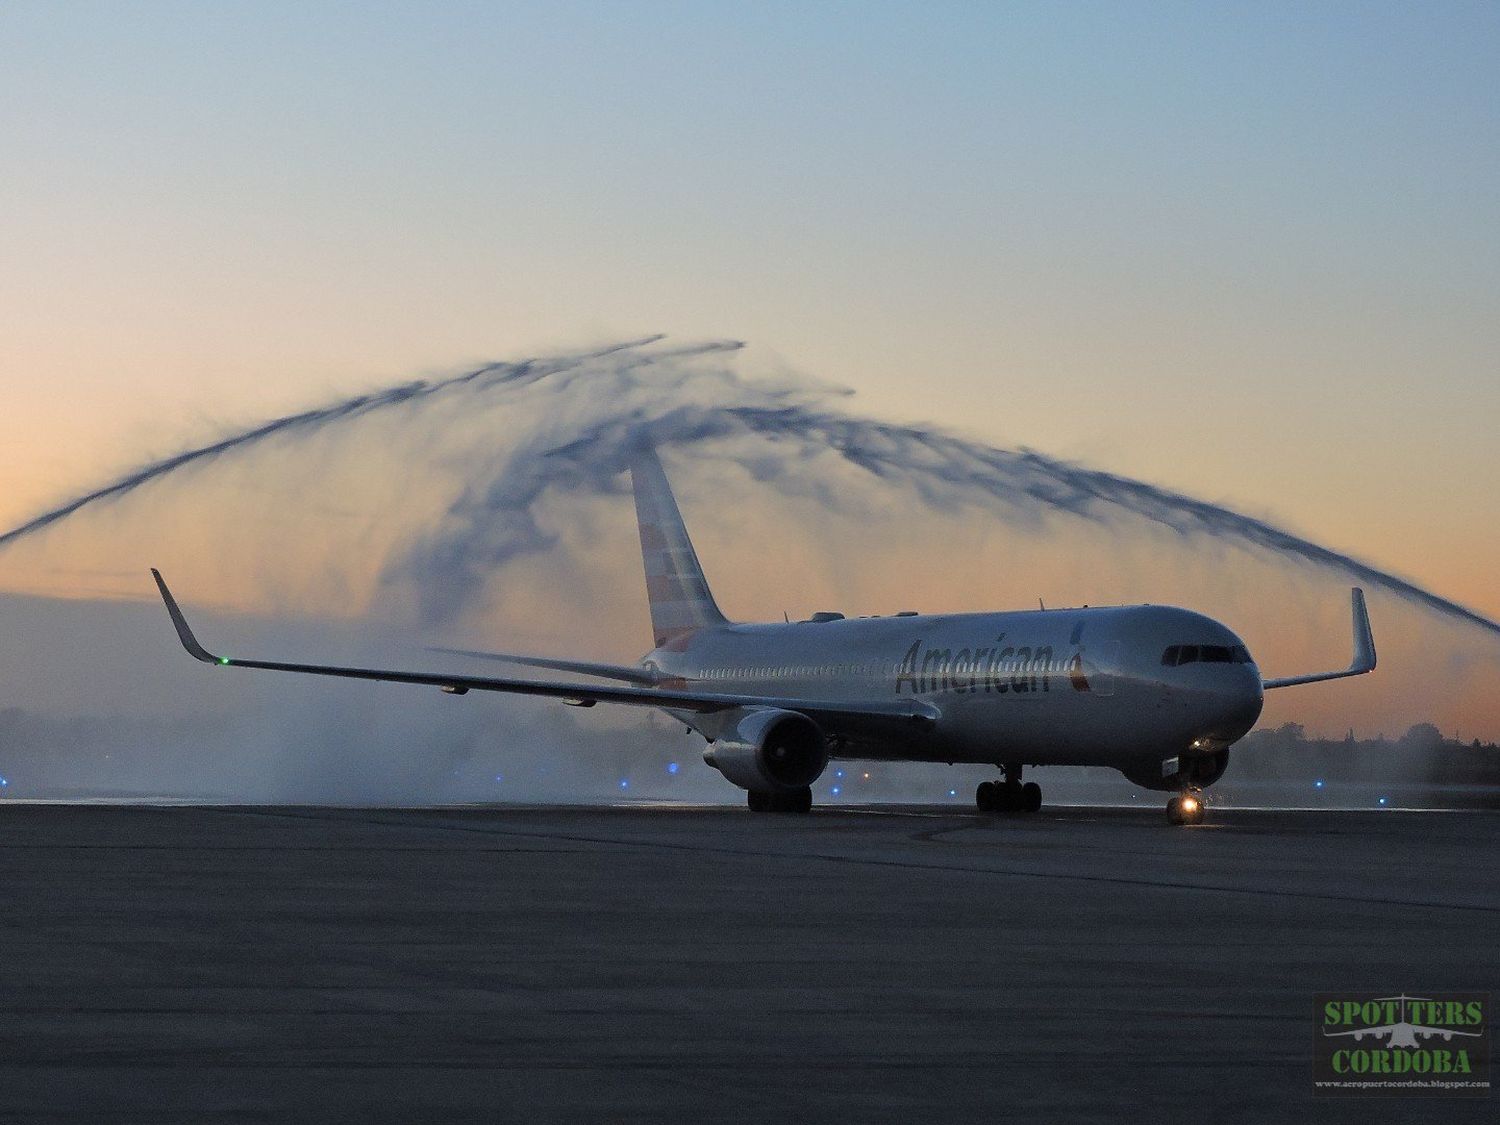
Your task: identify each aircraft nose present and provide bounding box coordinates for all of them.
[1210,669,1264,741]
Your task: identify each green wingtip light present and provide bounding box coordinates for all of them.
[218,656,231,666]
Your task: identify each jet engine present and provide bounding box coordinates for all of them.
[704,709,828,792]
[1119,748,1230,792]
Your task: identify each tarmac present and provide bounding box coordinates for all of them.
[0,802,1495,1123]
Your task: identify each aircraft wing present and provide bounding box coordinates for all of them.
[1322,1026,1390,1039]
[151,571,939,736]
[423,645,660,685]
[1263,587,1377,690]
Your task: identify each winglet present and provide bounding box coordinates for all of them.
[1350,587,1376,675]
[1262,586,1376,690]
[151,569,223,665]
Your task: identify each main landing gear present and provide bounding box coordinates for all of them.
[747,787,813,814]
[1166,792,1206,826]
[975,765,1042,814]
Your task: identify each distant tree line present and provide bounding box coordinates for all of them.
[1235,721,1500,787]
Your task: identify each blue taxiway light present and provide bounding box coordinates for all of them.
[834,769,844,779]
[619,779,630,790]
[1314,779,1325,789]
[830,786,841,796]
[948,789,957,797]
[1378,796,1389,806]
[667,762,679,775]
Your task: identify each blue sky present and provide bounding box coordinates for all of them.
[1,1,1497,618]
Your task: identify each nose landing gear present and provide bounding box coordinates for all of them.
[976,766,1042,813]
[1166,792,1206,826]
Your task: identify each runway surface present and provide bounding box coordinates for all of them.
[0,802,1495,1123]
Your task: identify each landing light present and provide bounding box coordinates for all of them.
[1181,796,1200,814]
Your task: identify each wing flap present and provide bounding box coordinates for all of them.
[426,645,660,685]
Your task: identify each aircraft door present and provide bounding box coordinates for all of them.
[1090,640,1122,697]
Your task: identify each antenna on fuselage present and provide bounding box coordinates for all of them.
[1038,597,1046,611]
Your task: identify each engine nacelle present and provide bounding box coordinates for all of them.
[1119,748,1230,792]
[704,709,828,792]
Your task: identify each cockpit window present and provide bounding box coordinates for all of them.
[1162,643,1253,667]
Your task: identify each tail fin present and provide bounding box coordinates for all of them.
[630,448,728,646]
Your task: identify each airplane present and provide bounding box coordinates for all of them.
[151,447,1376,824]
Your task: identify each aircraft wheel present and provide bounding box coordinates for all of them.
[759,787,813,813]
[1166,794,1206,825]
[976,781,997,812]
[1021,781,1042,813]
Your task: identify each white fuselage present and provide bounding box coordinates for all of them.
[646,604,1264,774]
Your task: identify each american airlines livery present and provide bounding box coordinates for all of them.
[152,448,1376,824]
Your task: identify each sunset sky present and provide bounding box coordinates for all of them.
[2,3,1498,748]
